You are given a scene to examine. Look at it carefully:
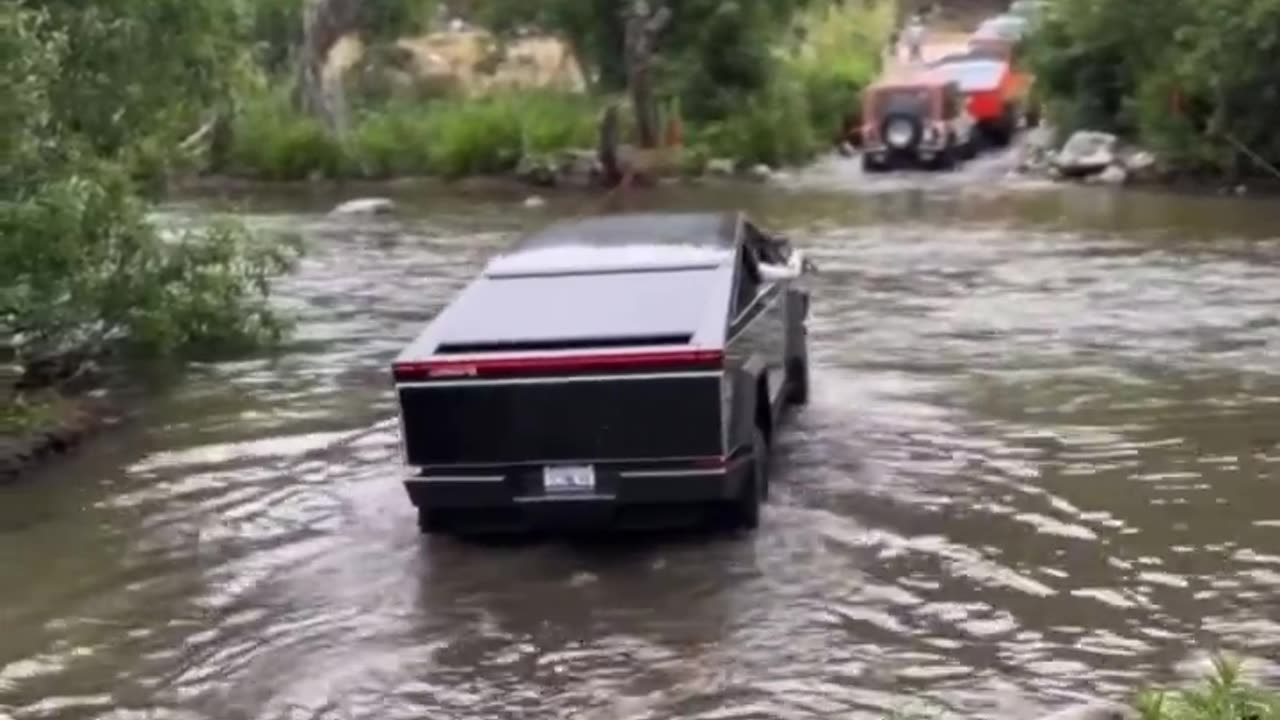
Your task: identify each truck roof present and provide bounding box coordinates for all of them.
[397,212,743,361]
[483,212,740,277]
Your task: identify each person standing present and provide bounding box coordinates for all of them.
[904,13,926,63]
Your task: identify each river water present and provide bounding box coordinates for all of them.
[5,161,1280,720]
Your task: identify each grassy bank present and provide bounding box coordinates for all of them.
[1138,658,1279,720]
[219,2,892,182]
[226,90,599,181]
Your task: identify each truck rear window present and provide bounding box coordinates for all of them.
[433,269,721,349]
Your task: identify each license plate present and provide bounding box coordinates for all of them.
[543,465,595,494]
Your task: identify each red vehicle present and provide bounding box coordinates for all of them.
[857,69,977,172]
[929,53,1022,146]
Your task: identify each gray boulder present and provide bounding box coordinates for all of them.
[706,158,736,177]
[1054,131,1118,178]
[516,156,558,187]
[1091,164,1128,186]
[557,149,602,187]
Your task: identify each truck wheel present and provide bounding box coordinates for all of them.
[736,427,767,530]
[786,355,809,406]
[935,145,957,171]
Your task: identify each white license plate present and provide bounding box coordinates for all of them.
[543,465,596,494]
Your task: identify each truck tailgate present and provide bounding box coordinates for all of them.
[397,373,723,467]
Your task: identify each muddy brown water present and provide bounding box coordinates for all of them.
[5,158,1280,720]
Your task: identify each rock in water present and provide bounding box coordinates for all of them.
[330,198,396,216]
[523,195,546,208]
[1035,701,1139,720]
[1054,131,1118,178]
[1123,150,1157,173]
[706,158,735,177]
[749,164,774,182]
[1096,164,1128,185]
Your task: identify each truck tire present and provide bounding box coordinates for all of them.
[934,144,957,171]
[786,355,809,406]
[734,427,767,530]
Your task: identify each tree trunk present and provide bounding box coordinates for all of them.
[297,0,363,134]
[598,103,623,187]
[623,1,670,149]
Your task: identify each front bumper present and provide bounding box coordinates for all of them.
[404,457,753,531]
[863,143,948,166]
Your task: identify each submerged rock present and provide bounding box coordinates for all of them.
[330,198,396,216]
[1054,130,1118,178]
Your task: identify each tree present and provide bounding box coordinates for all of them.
[1,2,298,382]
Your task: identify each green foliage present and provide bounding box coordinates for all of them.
[230,90,597,179]
[347,104,439,178]
[358,0,439,41]
[1,2,299,385]
[677,0,890,165]
[1138,656,1280,720]
[1,167,300,366]
[465,0,627,91]
[227,89,346,180]
[245,0,303,74]
[694,75,819,167]
[0,390,67,436]
[787,0,893,143]
[1030,0,1280,176]
[19,0,244,173]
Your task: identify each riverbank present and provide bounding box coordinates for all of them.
[0,389,118,484]
[1013,127,1280,197]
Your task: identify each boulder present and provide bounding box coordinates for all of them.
[1054,131,1118,178]
[556,149,601,187]
[706,158,736,177]
[1094,164,1128,185]
[748,163,774,182]
[1123,149,1157,173]
[522,195,547,208]
[331,198,396,216]
[515,156,558,187]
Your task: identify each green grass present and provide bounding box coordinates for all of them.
[0,391,68,436]
[228,90,599,181]
[1139,657,1280,720]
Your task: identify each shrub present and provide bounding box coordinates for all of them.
[673,0,890,166]
[695,75,819,167]
[1137,656,1280,720]
[347,103,437,178]
[1,168,300,369]
[227,90,345,180]
[786,0,891,144]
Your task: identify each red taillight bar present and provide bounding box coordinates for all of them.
[393,349,724,382]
